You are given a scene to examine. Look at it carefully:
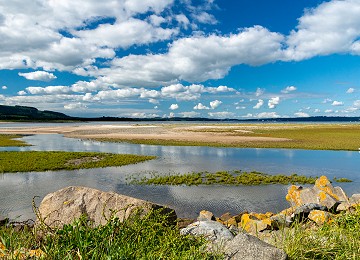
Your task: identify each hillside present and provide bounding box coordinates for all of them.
[0,105,72,121]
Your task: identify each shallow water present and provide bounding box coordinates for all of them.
[0,132,359,220]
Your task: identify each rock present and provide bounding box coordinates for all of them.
[197,210,216,221]
[220,212,233,222]
[308,210,333,225]
[177,218,195,229]
[37,186,176,228]
[286,176,350,211]
[223,232,288,260]
[291,203,327,221]
[269,214,292,228]
[240,213,272,234]
[0,215,9,226]
[180,220,234,243]
[349,194,360,205]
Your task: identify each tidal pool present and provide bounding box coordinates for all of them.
[0,133,359,221]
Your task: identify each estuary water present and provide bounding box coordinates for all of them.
[0,130,359,221]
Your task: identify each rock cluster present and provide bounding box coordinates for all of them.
[179,175,360,259]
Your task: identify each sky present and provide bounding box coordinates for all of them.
[1,0,360,119]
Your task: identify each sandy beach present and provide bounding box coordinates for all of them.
[0,124,289,145]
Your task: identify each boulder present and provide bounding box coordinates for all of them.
[349,194,360,205]
[37,186,176,228]
[223,232,287,260]
[308,210,333,225]
[0,215,8,226]
[197,210,216,221]
[180,220,234,243]
[240,213,272,234]
[291,203,327,221]
[286,176,350,210]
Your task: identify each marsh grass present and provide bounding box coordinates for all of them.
[0,134,29,147]
[131,171,318,186]
[275,206,360,259]
[0,209,217,259]
[0,151,156,173]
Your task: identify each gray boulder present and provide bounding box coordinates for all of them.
[180,220,234,243]
[349,194,360,205]
[223,232,287,260]
[37,186,176,228]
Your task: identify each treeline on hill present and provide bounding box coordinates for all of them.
[1,104,360,122]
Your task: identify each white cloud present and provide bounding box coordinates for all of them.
[285,0,360,60]
[331,100,344,106]
[210,100,222,109]
[256,112,280,118]
[294,112,310,117]
[255,88,265,97]
[1,86,7,90]
[175,14,190,29]
[64,102,87,110]
[194,103,210,110]
[314,108,321,113]
[169,103,179,110]
[179,111,200,117]
[322,98,332,104]
[236,106,246,110]
[26,86,70,95]
[208,111,235,118]
[354,100,360,107]
[18,71,57,81]
[268,97,280,109]
[346,87,355,94]
[253,99,264,109]
[17,90,27,96]
[325,109,333,113]
[281,86,297,93]
[192,11,217,25]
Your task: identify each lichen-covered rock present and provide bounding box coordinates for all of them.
[223,232,287,260]
[291,203,327,221]
[308,210,333,225]
[37,186,176,228]
[197,210,216,221]
[286,176,350,210]
[180,220,234,242]
[240,213,272,234]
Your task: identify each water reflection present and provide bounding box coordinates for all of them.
[0,134,359,221]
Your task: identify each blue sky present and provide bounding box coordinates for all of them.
[0,0,360,118]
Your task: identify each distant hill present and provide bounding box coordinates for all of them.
[0,105,72,121]
[0,104,359,122]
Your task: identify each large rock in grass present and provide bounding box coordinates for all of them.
[286,176,350,211]
[37,186,176,228]
[223,232,287,260]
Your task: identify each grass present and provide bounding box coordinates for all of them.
[275,206,360,259]
[131,170,318,186]
[0,151,156,173]
[0,209,217,259]
[92,124,360,151]
[0,134,29,147]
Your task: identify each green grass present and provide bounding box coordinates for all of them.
[92,124,360,151]
[131,171,318,186]
[333,177,353,183]
[0,210,217,259]
[275,206,360,259]
[0,151,156,173]
[0,134,29,147]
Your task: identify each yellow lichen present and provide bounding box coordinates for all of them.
[286,185,302,206]
[315,176,340,200]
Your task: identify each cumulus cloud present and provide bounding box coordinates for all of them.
[294,112,310,117]
[26,86,70,95]
[285,0,360,60]
[2,86,7,90]
[325,109,333,113]
[268,97,280,109]
[346,87,355,94]
[331,100,344,106]
[169,103,179,110]
[253,99,264,109]
[64,102,87,110]
[322,98,332,104]
[256,112,280,118]
[210,100,222,109]
[281,86,297,93]
[314,108,321,113]
[255,88,265,97]
[354,100,360,107]
[194,103,210,110]
[208,111,235,118]
[18,71,57,81]
[179,111,200,117]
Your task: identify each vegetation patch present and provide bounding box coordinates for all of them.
[0,151,156,173]
[0,134,29,147]
[0,210,217,259]
[333,177,353,183]
[131,170,318,186]
[276,205,360,259]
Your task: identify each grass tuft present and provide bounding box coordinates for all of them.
[0,134,29,147]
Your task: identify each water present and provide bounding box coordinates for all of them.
[0,133,359,221]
